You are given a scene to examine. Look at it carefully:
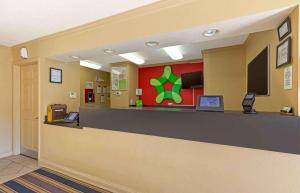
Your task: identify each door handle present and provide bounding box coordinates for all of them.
[34,117,39,119]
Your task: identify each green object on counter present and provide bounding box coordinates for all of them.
[136,99,143,107]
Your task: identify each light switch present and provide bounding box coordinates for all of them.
[136,89,142,96]
[70,92,77,99]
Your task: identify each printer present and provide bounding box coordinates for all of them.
[47,104,67,122]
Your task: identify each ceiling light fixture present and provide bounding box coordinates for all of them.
[80,60,102,70]
[163,46,183,60]
[119,53,145,65]
[104,49,116,54]
[70,55,80,59]
[20,47,28,59]
[202,29,220,37]
[145,41,159,47]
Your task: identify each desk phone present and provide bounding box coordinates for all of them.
[242,93,256,114]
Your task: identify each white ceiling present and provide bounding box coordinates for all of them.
[54,35,248,72]
[52,5,295,72]
[0,0,159,46]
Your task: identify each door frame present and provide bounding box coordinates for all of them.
[13,58,41,159]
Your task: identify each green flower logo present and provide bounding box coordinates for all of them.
[150,66,182,104]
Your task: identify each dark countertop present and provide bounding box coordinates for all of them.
[79,106,300,155]
[82,106,283,116]
[44,121,82,129]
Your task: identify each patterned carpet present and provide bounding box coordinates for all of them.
[0,168,113,193]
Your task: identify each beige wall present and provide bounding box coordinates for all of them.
[203,45,246,111]
[12,58,81,157]
[203,8,299,113]
[0,45,13,158]
[41,59,80,114]
[11,0,300,60]
[80,67,110,107]
[110,62,138,108]
[299,10,300,114]
[245,8,299,114]
[128,62,138,105]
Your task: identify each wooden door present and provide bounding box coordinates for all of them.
[21,63,38,154]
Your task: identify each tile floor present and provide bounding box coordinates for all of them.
[0,155,39,184]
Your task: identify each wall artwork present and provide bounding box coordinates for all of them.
[96,86,102,94]
[284,65,292,90]
[85,81,94,89]
[276,37,291,68]
[139,62,203,106]
[111,67,128,91]
[277,17,291,41]
[50,68,62,84]
[150,66,182,104]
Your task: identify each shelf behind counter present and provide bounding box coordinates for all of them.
[79,106,300,155]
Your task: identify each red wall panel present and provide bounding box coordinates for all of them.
[138,62,204,106]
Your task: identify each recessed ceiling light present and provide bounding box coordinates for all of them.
[202,29,220,37]
[104,49,116,54]
[70,55,80,59]
[163,46,183,60]
[80,60,102,70]
[119,53,145,65]
[145,41,159,47]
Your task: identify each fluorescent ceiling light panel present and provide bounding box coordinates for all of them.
[119,53,145,65]
[163,46,183,60]
[80,60,102,70]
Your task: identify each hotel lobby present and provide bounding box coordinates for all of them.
[0,0,300,193]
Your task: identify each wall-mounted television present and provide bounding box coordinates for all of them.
[181,71,203,88]
[247,46,269,95]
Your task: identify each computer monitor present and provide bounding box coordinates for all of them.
[64,112,79,123]
[196,96,224,112]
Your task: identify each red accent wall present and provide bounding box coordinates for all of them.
[138,62,204,106]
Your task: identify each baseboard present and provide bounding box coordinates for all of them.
[0,152,13,159]
[39,159,138,193]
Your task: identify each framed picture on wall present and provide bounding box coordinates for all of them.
[111,67,128,91]
[276,37,292,68]
[50,68,62,83]
[277,17,291,41]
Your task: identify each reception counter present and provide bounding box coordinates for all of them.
[41,107,300,193]
[79,106,300,155]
